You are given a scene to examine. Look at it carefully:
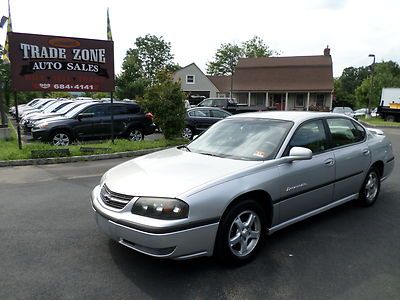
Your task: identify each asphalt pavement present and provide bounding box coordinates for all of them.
[0,129,399,299]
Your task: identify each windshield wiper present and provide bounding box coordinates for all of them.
[199,152,223,157]
[177,145,191,152]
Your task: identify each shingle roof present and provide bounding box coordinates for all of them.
[223,55,333,92]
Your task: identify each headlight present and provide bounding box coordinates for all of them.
[132,197,189,220]
[37,122,49,129]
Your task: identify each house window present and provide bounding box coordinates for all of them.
[316,94,325,106]
[295,94,305,107]
[186,75,195,84]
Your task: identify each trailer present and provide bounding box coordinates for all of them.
[377,88,400,122]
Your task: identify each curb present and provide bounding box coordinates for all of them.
[0,147,165,168]
[359,121,400,129]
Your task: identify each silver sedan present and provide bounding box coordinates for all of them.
[91,111,394,265]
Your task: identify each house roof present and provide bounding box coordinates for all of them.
[233,55,333,92]
[207,75,231,92]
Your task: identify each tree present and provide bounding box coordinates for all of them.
[206,36,279,75]
[207,43,243,76]
[355,61,400,108]
[47,92,71,99]
[140,71,186,139]
[116,35,175,100]
[242,36,280,58]
[334,66,369,107]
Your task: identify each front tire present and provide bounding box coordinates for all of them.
[357,167,381,207]
[215,199,265,265]
[50,131,72,146]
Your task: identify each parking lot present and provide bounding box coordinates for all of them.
[0,129,399,299]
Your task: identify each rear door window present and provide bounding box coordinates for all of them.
[327,118,365,147]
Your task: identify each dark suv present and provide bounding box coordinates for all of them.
[31,101,156,146]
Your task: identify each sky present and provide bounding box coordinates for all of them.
[1,0,399,78]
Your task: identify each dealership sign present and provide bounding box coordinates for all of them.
[8,32,115,92]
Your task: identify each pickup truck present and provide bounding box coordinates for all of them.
[197,98,273,114]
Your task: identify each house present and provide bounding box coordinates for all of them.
[172,63,219,104]
[174,47,334,110]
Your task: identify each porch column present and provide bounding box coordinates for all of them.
[265,92,269,107]
[248,92,251,107]
[306,92,310,111]
[285,92,288,111]
[330,92,333,110]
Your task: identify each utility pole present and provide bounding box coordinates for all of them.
[366,54,376,119]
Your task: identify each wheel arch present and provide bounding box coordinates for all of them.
[221,190,274,228]
[370,160,384,177]
[49,127,75,140]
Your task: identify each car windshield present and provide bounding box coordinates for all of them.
[57,102,85,114]
[333,107,345,113]
[43,101,66,113]
[188,118,293,161]
[64,102,94,118]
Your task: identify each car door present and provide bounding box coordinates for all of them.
[191,109,214,131]
[74,104,110,138]
[278,119,335,223]
[326,117,371,201]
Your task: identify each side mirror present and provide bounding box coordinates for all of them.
[287,147,312,161]
[77,112,94,120]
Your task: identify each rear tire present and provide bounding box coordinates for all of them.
[214,199,265,265]
[357,167,381,207]
[128,128,144,141]
[385,115,395,122]
[50,131,72,146]
[182,126,194,140]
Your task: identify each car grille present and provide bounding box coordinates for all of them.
[100,184,134,209]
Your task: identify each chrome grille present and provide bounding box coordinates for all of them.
[100,184,133,209]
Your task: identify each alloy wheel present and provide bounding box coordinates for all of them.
[182,127,193,139]
[228,210,261,257]
[365,171,379,202]
[129,129,143,141]
[52,133,70,146]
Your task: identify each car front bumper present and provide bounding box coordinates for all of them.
[90,185,219,260]
[31,128,50,141]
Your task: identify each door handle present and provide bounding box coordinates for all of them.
[324,158,335,166]
[362,149,370,156]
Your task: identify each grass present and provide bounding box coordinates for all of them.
[358,116,400,127]
[0,124,186,161]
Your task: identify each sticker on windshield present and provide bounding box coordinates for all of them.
[253,151,267,158]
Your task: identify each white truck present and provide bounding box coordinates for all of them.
[378,88,400,122]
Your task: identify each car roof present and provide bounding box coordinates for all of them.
[230,111,351,123]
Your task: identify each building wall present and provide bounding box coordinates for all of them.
[173,64,219,97]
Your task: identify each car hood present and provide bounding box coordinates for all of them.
[36,115,69,124]
[30,112,62,121]
[104,147,261,198]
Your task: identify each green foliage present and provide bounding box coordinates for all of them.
[82,92,110,99]
[47,92,71,99]
[242,36,280,58]
[334,66,369,107]
[116,34,175,100]
[355,61,400,108]
[0,135,185,161]
[207,43,243,75]
[207,36,279,75]
[141,72,186,139]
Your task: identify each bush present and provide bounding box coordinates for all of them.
[140,72,186,139]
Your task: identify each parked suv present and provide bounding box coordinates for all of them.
[31,101,156,146]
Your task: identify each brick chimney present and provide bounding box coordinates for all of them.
[324,45,331,56]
